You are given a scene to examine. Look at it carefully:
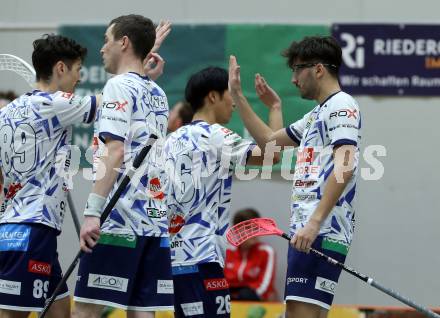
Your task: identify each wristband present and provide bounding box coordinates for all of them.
[83,193,106,218]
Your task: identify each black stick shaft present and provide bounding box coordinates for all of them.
[67,192,80,237]
[280,233,440,318]
[40,136,157,317]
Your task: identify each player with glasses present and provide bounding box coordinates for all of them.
[229,35,361,318]
[291,63,337,73]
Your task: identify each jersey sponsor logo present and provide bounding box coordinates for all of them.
[287,277,308,285]
[315,277,337,295]
[329,108,358,120]
[294,180,317,188]
[204,278,229,291]
[0,224,31,252]
[296,148,314,164]
[87,274,129,292]
[5,183,23,200]
[28,260,52,276]
[101,115,128,124]
[103,100,128,112]
[157,279,174,294]
[170,240,183,249]
[181,301,204,316]
[148,177,164,200]
[329,123,358,131]
[322,237,350,256]
[0,279,21,295]
[98,233,137,248]
[292,193,317,201]
[294,165,320,179]
[305,116,315,130]
[146,208,167,219]
[169,215,185,234]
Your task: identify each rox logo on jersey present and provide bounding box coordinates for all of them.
[28,260,51,276]
[329,108,358,120]
[103,101,128,112]
[169,215,185,234]
[296,148,314,164]
[204,278,229,291]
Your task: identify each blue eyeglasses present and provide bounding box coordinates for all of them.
[291,63,337,73]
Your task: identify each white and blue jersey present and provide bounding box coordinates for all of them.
[286,91,361,246]
[164,121,255,268]
[94,72,169,237]
[0,91,96,231]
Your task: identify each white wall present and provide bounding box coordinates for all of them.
[2,0,440,308]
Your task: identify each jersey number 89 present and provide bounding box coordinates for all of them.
[0,123,37,174]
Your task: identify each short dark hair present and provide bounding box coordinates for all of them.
[185,67,228,112]
[282,36,342,76]
[32,34,87,81]
[178,101,194,125]
[0,90,17,102]
[233,208,261,226]
[109,14,156,60]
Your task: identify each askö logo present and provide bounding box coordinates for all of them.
[339,32,365,69]
[204,278,229,291]
[28,260,52,276]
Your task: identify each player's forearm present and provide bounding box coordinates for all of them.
[311,145,356,224]
[84,140,124,218]
[92,144,124,198]
[234,92,275,148]
[268,103,283,131]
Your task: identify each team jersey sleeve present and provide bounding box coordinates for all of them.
[285,110,312,144]
[52,92,97,127]
[98,78,133,142]
[325,96,361,147]
[211,125,256,167]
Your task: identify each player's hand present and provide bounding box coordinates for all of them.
[255,73,281,110]
[152,20,171,53]
[80,216,101,253]
[144,53,165,81]
[290,218,320,253]
[228,55,243,99]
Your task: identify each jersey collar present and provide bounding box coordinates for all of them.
[319,90,341,107]
[128,71,150,80]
